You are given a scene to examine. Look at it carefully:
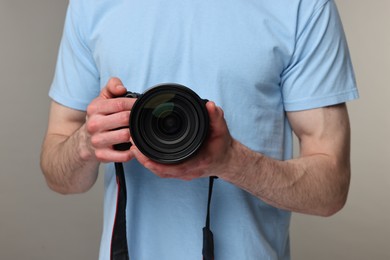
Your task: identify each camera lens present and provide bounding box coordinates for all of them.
[160,114,181,135]
[154,103,183,136]
[130,84,209,164]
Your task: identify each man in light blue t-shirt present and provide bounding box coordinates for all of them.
[41,0,358,259]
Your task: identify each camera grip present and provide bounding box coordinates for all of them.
[113,140,132,151]
[113,91,141,151]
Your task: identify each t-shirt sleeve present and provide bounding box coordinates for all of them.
[49,2,100,111]
[281,0,359,112]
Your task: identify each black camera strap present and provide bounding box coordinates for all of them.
[110,163,216,260]
[111,162,130,260]
[203,176,217,260]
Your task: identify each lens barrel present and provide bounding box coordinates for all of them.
[130,83,209,164]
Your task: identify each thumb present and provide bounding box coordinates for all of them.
[206,101,224,123]
[206,101,226,134]
[100,77,127,99]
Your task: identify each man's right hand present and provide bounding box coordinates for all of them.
[41,77,137,194]
[86,77,137,163]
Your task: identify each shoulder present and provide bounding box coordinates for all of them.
[68,0,114,17]
[66,0,120,37]
[259,0,336,31]
[298,0,332,11]
[297,0,339,21]
[295,0,334,20]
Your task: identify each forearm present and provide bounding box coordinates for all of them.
[40,124,100,194]
[221,140,350,216]
[129,103,351,216]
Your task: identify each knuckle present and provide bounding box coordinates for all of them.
[86,118,99,134]
[93,134,109,149]
[90,135,100,147]
[111,100,124,113]
[87,102,97,115]
[114,99,122,108]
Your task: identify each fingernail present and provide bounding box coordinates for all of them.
[116,84,125,90]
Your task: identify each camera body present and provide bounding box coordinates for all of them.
[117,83,209,164]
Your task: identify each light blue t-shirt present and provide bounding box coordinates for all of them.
[50,0,358,259]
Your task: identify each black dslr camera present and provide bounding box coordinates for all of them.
[116,83,209,164]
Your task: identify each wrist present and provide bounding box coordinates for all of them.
[218,139,264,185]
[216,139,244,180]
[76,124,97,161]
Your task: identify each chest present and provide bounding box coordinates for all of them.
[86,0,296,93]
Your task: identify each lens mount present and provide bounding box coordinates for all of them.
[130,83,209,164]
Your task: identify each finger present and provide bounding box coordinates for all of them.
[100,77,127,99]
[130,148,171,173]
[90,128,131,149]
[206,101,224,124]
[87,110,131,133]
[88,98,135,116]
[130,147,152,167]
[206,101,227,137]
[131,146,205,180]
[94,148,134,163]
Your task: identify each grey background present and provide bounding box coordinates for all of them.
[0,0,388,259]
